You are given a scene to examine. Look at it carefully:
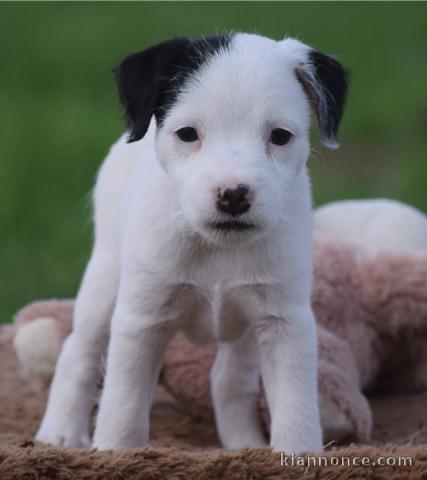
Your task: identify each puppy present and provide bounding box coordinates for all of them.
[36,32,348,453]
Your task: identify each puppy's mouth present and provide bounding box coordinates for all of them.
[207,220,256,233]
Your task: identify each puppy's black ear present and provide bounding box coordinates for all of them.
[296,50,349,149]
[114,38,191,143]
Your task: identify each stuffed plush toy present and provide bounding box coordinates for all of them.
[9,199,427,443]
[8,300,74,389]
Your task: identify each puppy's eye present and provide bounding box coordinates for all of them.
[270,128,293,146]
[176,127,199,142]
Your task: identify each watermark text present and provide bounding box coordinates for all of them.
[280,452,413,468]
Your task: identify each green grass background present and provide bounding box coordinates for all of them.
[1,2,427,322]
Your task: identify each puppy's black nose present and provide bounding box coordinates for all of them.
[217,184,251,217]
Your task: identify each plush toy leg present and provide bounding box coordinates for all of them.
[13,317,64,388]
[11,299,74,388]
[35,249,118,447]
[318,326,372,442]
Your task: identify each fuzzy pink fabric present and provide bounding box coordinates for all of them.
[9,235,427,443]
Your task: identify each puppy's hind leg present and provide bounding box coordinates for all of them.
[210,331,267,449]
[255,307,323,454]
[35,248,118,447]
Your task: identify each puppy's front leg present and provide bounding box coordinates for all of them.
[93,302,175,450]
[255,306,322,454]
[35,248,118,447]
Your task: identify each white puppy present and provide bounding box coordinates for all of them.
[315,198,427,254]
[36,33,348,453]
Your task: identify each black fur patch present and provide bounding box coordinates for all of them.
[114,35,233,142]
[297,50,349,147]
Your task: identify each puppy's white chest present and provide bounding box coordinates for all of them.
[180,284,257,344]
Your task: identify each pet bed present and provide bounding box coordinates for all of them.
[1,333,426,479]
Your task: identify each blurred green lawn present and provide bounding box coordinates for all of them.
[1,2,427,323]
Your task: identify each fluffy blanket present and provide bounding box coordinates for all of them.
[1,330,426,479]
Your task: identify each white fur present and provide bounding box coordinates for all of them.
[315,199,427,254]
[36,33,323,453]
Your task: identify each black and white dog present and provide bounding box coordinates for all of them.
[36,32,348,453]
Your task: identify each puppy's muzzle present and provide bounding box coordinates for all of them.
[216,184,251,217]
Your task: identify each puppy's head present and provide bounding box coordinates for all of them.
[115,33,349,246]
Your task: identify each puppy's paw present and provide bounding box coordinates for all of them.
[35,423,91,448]
[270,426,323,454]
[92,432,149,451]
